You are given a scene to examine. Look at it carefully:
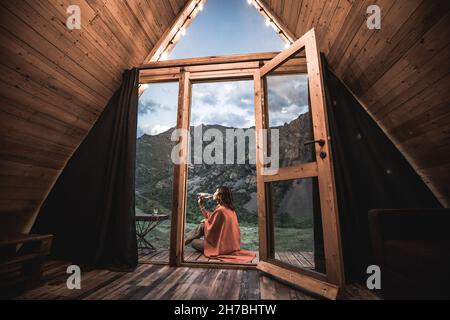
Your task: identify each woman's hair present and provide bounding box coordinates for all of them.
[216,186,235,211]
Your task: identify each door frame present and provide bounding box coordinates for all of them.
[254,29,345,296]
[137,31,344,293]
[139,52,307,268]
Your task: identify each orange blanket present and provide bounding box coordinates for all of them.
[201,205,256,263]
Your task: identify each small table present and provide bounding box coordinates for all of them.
[135,214,169,251]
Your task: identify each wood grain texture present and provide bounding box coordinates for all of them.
[1,0,449,238]
[260,0,450,206]
[0,0,190,234]
[8,260,380,300]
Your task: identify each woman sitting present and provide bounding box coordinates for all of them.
[184,186,256,263]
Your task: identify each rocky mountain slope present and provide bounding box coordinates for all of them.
[135,112,315,225]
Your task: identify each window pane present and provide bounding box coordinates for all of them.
[135,82,178,263]
[184,81,258,263]
[266,177,326,275]
[266,74,315,167]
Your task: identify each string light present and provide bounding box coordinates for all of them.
[250,0,294,45]
[156,0,204,61]
[271,22,279,33]
[160,52,169,61]
[155,0,293,61]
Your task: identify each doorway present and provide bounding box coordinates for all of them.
[137,28,344,299]
[183,80,259,265]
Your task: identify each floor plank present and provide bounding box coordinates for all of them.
[9,260,380,300]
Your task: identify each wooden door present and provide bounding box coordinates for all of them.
[253,29,344,299]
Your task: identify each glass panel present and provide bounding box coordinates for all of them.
[184,81,258,263]
[266,177,326,275]
[266,72,315,168]
[135,82,179,263]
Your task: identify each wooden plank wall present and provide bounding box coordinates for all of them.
[0,0,190,234]
[261,0,450,206]
[0,0,449,237]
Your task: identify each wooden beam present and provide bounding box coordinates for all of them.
[189,69,256,81]
[144,0,208,63]
[140,59,307,83]
[253,70,268,262]
[180,262,257,270]
[260,30,309,77]
[256,261,339,300]
[304,29,345,286]
[263,162,318,182]
[169,71,191,267]
[139,54,307,86]
[140,52,281,69]
[139,74,180,84]
[185,61,260,72]
[140,51,305,70]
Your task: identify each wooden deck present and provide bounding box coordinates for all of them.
[139,249,315,268]
[7,260,380,300]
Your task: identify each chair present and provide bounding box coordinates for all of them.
[368,208,450,299]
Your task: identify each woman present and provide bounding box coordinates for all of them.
[184,186,256,263]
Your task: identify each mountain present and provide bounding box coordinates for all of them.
[135,112,315,225]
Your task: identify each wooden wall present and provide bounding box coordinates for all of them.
[0,0,189,234]
[0,0,449,236]
[261,0,450,206]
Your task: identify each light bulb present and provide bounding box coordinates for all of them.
[160,52,168,61]
[198,3,204,11]
[265,18,271,27]
[140,84,149,90]
[180,27,186,36]
[247,0,252,5]
[271,23,279,32]
[284,42,291,49]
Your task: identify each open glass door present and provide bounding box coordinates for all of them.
[253,28,344,299]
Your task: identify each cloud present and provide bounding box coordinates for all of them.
[266,74,309,126]
[138,99,172,115]
[190,81,255,128]
[137,83,179,137]
[201,112,250,128]
[136,75,310,137]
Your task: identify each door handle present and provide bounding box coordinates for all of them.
[304,139,327,159]
[303,139,325,147]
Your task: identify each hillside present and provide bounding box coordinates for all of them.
[135,112,314,226]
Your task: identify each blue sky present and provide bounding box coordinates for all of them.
[169,0,285,59]
[138,0,308,137]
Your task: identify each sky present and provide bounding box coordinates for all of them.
[137,0,309,137]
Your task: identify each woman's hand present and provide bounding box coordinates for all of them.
[198,196,205,208]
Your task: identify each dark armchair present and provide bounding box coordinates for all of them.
[368,208,450,299]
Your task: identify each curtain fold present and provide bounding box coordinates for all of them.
[321,56,442,282]
[33,69,139,271]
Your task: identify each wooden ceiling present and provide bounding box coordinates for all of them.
[0,0,449,234]
[260,0,450,206]
[0,0,190,234]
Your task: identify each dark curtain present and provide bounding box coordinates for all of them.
[321,56,442,282]
[33,69,139,271]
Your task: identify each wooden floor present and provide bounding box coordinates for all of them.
[8,260,380,300]
[139,249,315,269]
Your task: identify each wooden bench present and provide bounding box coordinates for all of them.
[0,233,53,291]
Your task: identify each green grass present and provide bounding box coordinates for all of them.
[138,221,313,252]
